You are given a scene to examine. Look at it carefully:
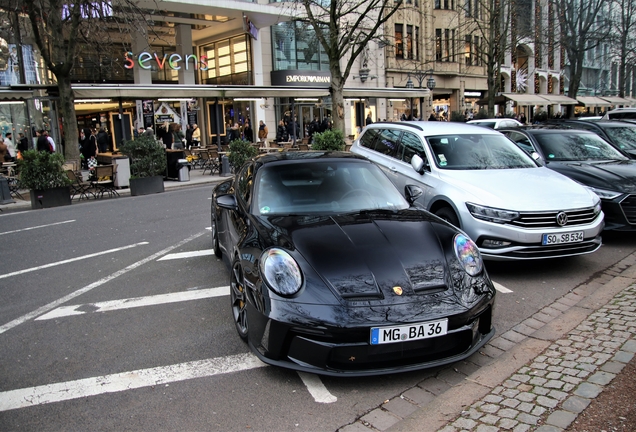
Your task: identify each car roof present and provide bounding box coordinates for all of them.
[364,121,503,135]
[255,150,369,165]
[499,126,598,135]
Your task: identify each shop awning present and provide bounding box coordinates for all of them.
[539,94,578,105]
[0,88,35,100]
[70,84,431,101]
[502,93,551,105]
[576,96,612,107]
[599,96,631,105]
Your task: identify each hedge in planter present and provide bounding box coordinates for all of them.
[119,136,167,196]
[228,139,258,172]
[17,150,72,209]
[310,129,345,151]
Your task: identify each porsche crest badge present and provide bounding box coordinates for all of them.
[392,286,403,296]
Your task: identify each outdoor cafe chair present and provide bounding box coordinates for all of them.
[91,164,119,198]
[66,169,95,201]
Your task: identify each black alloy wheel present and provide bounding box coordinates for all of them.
[230,258,249,341]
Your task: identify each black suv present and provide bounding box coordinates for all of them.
[499,126,636,231]
[545,120,636,158]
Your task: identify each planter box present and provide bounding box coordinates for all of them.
[130,176,165,196]
[30,186,72,209]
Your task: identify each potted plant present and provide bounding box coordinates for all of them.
[310,129,345,151]
[17,150,72,209]
[227,139,258,172]
[118,135,167,196]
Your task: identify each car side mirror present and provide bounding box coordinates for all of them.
[216,194,238,210]
[531,152,545,166]
[405,185,423,204]
[411,154,428,174]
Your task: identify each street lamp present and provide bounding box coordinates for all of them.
[407,69,436,119]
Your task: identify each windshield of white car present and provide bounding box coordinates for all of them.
[533,133,630,161]
[426,134,537,170]
[254,161,410,216]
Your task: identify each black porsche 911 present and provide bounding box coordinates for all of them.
[211,151,496,376]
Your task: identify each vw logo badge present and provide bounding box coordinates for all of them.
[556,211,568,226]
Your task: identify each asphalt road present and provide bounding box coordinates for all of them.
[0,185,634,431]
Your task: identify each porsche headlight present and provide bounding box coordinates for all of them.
[466,202,519,224]
[454,234,483,276]
[260,248,303,296]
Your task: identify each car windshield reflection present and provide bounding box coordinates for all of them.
[426,134,537,170]
[534,133,630,161]
[254,161,409,216]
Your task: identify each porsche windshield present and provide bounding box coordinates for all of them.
[254,161,409,215]
[533,132,630,161]
[427,134,537,169]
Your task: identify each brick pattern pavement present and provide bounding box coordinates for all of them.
[338,254,636,432]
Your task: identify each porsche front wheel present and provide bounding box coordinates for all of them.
[230,259,248,341]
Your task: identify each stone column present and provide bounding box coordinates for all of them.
[175,24,195,85]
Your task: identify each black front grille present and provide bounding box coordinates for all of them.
[510,207,599,229]
[620,195,636,224]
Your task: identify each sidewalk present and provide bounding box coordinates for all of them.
[0,166,225,213]
[340,252,636,432]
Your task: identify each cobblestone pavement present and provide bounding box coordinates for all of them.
[338,253,636,432]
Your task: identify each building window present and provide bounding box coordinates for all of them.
[436,0,454,9]
[406,25,413,59]
[465,35,472,66]
[444,29,450,61]
[464,0,471,16]
[202,35,252,85]
[271,22,328,71]
[395,24,404,59]
[436,29,442,61]
[416,27,420,60]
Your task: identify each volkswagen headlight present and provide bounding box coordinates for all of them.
[260,248,303,296]
[454,234,483,276]
[466,203,519,224]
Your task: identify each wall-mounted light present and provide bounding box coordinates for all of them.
[75,99,111,103]
[294,98,319,102]
[233,98,263,101]
[0,101,24,105]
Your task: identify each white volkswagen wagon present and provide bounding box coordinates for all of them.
[351,121,604,260]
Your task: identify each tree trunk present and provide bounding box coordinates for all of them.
[57,75,80,161]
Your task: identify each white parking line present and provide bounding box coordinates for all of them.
[0,242,149,280]
[493,281,513,293]
[0,232,205,335]
[157,249,216,261]
[297,372,337,403]
[0,220,75,236]
[35,286,230,320]
[0,353,267,412]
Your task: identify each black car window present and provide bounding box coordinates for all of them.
[533,132,629,161]
[359,128,380,150]
[237,163,254,207]
[374,129,401,157]
[399,131,426,164]
[505,131,535,153]
[603,126,636,150]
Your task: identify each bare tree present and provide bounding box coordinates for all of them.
[610,0,636,97]
[294,0,403,132]
[1,0,150,161]
[555,0,610,117]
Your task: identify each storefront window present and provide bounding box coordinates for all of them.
[201,35,252,85]
[271,22,328,71]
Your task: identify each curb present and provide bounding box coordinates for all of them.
[338,252,636,432]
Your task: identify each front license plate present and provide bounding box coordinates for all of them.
[370,319,448,345]
[542,231,584,245]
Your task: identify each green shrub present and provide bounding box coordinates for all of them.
[17,150,72,190]
[310,129,345,151]
[450,111,466,122]
[119,135,167,178]
[228,139,258,171]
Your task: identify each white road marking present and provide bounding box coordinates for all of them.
[0,242,150,280]
[0,232,205,335]
[36,286,231,320]
[297,372,338,403]
[157,249,215,261]
[0,219,76,236]
[493,281,513,293]
[0,353,267,412]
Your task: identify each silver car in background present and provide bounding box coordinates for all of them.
[351,122,604,260]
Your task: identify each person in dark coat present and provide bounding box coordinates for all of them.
[96,127,110,153]
[36,130,52,152]
[243,120,254,143]
[185,124,194,149]
[80,128,98,169]
[17,133,29,153]
[276,120,288,143]
[365,113,373,125]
